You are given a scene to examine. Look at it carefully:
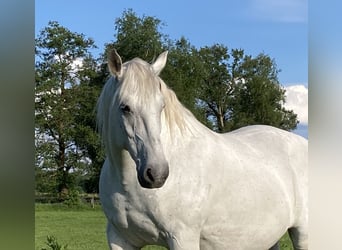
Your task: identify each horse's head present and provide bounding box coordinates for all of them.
[106,49,169,189]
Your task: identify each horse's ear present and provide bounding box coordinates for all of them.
[108,49,122,77]
[152,51,168,75]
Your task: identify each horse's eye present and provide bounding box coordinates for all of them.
[120,104,131,113]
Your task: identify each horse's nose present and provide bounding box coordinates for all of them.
[142,163,169,188]
[146,168,155,183]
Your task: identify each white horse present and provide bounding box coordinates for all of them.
[97,49,308,250]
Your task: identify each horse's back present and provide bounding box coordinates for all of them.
[227,125,307,172]
[227,125,307,147]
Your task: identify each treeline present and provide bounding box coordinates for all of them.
[35,9,298,197]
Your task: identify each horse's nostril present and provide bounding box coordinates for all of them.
[146,168,155,182]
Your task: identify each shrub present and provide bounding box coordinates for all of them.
[63,189,82,207]
[41,235,68,250]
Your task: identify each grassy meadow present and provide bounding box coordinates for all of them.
[35,203,293,250]
[35,203,165,250]
[35,203,108,250]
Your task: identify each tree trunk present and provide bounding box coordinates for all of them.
[57,137,67,194]
[217,105,225,132]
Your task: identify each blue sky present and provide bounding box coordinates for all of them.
[35,0,307,86]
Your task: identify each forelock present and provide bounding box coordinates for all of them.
[116,59,161,106]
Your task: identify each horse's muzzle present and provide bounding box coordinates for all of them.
[137,163,169,189]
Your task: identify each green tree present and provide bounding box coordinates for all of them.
[35,21,100,195]
[106,9,168,63]
[35,129,58,193]
[229,53,298,131]
[195,45,298,132]
[71,82,105,193]
[196,44,236,132]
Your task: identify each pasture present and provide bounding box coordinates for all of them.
[35,203,293,249]
[35,203,164,250]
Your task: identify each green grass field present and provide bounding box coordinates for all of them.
[35,203,107,250]
[35,203,293,250]
[35,204,165,250]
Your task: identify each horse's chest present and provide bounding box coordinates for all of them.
[109,193,161,243]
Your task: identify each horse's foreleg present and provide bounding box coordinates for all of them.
[106,222,137,250]
[288,226,308,250]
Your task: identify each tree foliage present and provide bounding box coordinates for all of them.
[196,44,234,131]
[196,47,298,132]
[106,9,168,63]
[229,53,298,131]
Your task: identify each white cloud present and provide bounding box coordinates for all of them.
[284,84,308,124]
[247,0,308,23]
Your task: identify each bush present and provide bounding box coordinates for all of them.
[41,235,68,250]
[63,189,82,207]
